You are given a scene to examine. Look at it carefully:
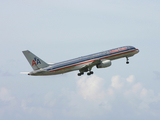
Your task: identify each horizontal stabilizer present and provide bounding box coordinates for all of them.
[20,72,29,74]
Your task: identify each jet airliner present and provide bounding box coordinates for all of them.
[22,46,139,76]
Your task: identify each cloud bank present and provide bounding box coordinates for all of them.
[1,74,160,119]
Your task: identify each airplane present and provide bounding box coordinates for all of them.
[22,46,139,76]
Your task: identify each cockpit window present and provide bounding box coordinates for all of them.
[131,46,135,49]
[128,46,135,49]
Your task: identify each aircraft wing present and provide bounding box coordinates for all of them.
[79,59,101,72]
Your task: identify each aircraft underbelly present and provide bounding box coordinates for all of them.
[48,62,92,75]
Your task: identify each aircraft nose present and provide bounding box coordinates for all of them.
[136,49,139,53]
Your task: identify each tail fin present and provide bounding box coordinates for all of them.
[22,50,49,70]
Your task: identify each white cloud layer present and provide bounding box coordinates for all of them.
[77,75,105,101]
[0,88,17,115]
[0,88,14,102]
[126,75,134,83]
[60,75,160,118]
[1,74,160,119]
[21,99,53,118]
[111,75,123,89]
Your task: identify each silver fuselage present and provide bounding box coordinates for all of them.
[28,46,139,76]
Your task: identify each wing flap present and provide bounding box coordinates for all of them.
[79,59,101,72]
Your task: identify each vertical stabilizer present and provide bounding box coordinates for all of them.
[22,50,49,70]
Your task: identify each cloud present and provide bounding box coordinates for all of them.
[73,75,160,118]
[2,75,160,119]
[107,88,114,96]
[44,92,56,107]
[77,75,105,101]
[111,75,123,89]
[126,75,134,83]
[139,89,160,110]
[123,82,160,113]
[55,75,160,118]
[0,87,17,115]
[21,99,53,118]
[132,83,142,93]
[63,75,112,118]
[0,88,14,102]
[140,88,148,97]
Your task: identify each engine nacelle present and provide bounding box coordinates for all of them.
[96,60,111,68]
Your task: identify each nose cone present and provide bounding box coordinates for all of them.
[134,49,139,54]
[136,49,139,53]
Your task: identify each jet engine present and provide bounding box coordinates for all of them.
[96,60,111,68]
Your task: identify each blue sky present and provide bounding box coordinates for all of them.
[0,0,160,120]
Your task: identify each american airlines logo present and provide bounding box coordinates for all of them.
[110,47,127,53]
[32,57,41,66]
